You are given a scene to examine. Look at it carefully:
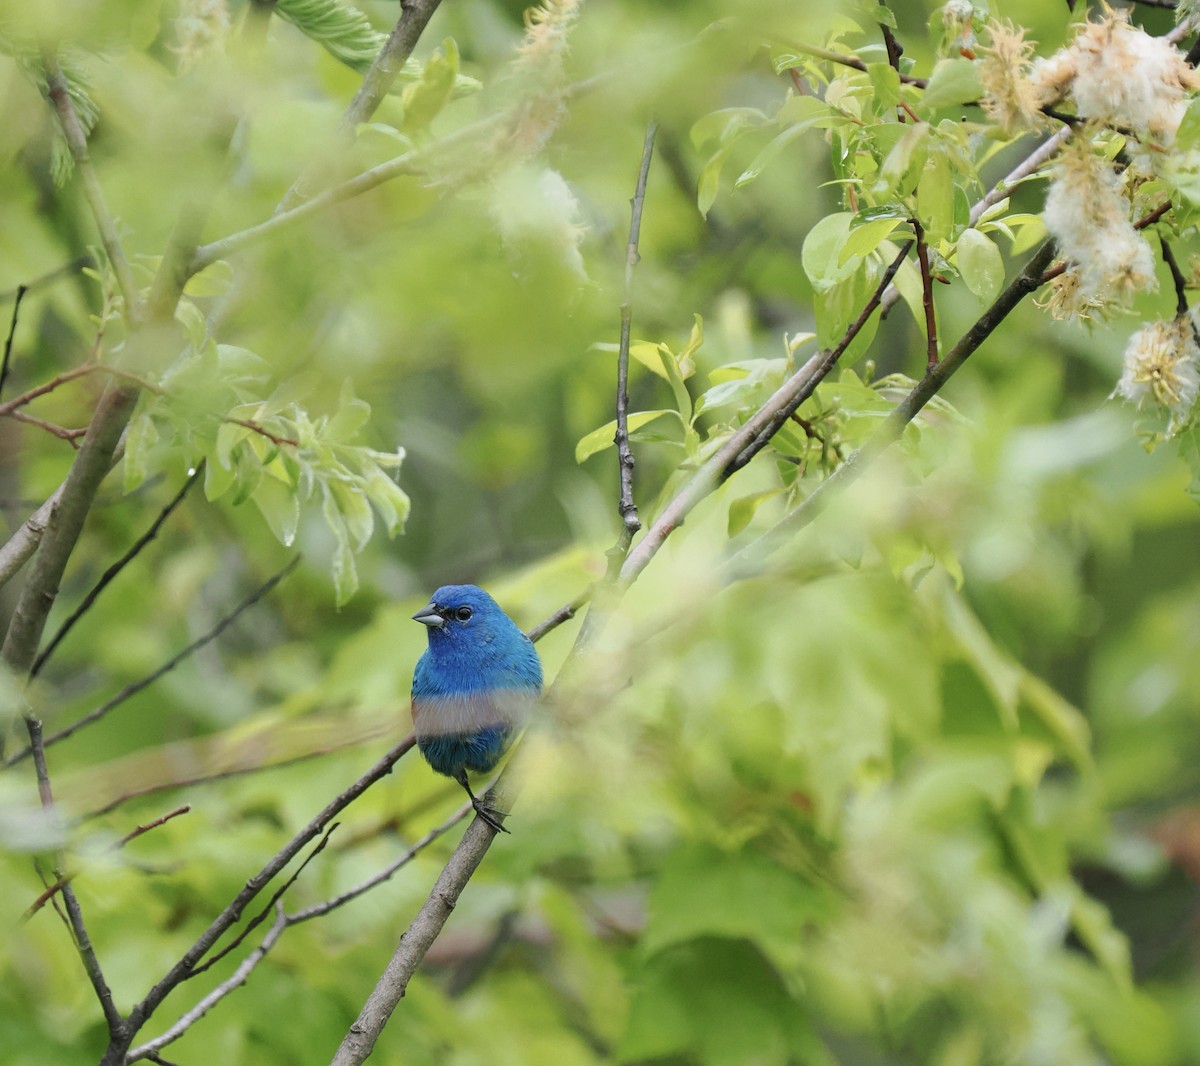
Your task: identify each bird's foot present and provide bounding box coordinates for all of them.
[472,797,510,834]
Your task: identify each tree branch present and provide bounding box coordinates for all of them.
[730,239,1060,573]
[613,240,913,593]
[912,217,939,367]
[5,556,299,765]
[31,467,204,678]
[609,121,658,570]
[24,716,124,1035]
[116,733,417,1052]
[277,0,447,211]
[1,383,138,678]
[0,283,27,400]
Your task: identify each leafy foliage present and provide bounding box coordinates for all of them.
[2,1,1200,1065]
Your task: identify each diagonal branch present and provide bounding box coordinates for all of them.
[0,283,27,400]
[31,466,204,678]
[729,239,1060,572]
[277,0,446,211]
[128,802,466,1063]
[5,557,300,766]
[119,733,417,1045]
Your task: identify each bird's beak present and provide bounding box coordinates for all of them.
[412,603,444,628]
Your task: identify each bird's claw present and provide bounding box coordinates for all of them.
[472,798,510,834]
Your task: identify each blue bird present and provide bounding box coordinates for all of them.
[411,584,542,833]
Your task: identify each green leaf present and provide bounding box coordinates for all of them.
[629,341,671,379]
[956,227,1004,302]
[875,121,931,197]
[274,0,387,73]
[123,411,159,494]
[322,487,358,605]
[802,212,859,292]
[400,38,459,133]
[697,145,731,218]
[184,259,234,297]
[204,454,236,501]
[917,57,983,114]
[917,146,955,243]
[332,480,374,551]
[575,410,675,463]
[689,107,764,150]
[658,348,693,425]
[839,216,902,266]
[362,465,411,536]
[328,381,371,440]
[253,475,300,548]
[727,489,782,536]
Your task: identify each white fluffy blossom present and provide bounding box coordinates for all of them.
[1045,11,1198,142]
[1115,318,1200,428]
[1042,139,1157,307]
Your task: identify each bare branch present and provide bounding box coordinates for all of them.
[23,717,124,1033]
[129,802,463,1062]
[612,240,913,594]
[32,467,204,677]
[329,814,501,1065]
[6,409,87,447]
[610,121,658,569]
[1,383,138,678]
[23,805,191,919]
[0,256,93,304]
[0,364,99,416]
[127,907,289,1064]
[120,734,417,1042]
[5,557,300,765]
[223,418,300,448]
[729,239,1060,572]
[525,589,591,644]
[0,283,27,400]
[278,0,447,211]
[912,218,939,367]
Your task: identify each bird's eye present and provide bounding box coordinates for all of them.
[455,606,473,622]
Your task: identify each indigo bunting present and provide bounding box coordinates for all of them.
[411,584,542,833]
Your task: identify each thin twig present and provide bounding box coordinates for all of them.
[23,717,124,1032]
[128,907,289,1063]
[912,218,939,367]
[289,801,470,923]
[224,418,300,448]
[128,802,462,1062]
[115,804,193,848]
[23,805,192,920]
[5,557,301,765]
[120,734,417,1042]
[0,284,26,400]
[610,121,658,568]
[1161,236,1190,318]
[0,363,99,416]
[525,589,592,644]
[187,824,340,980]
[32,467,204,678]
[7,409,87,446]
[0,256,93,304]
[783,39,928,88]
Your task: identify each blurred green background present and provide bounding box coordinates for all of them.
[2,0,1199,1063]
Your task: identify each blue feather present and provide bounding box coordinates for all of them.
[411,585,542,831]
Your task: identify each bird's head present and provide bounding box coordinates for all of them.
[412,584,508,640]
